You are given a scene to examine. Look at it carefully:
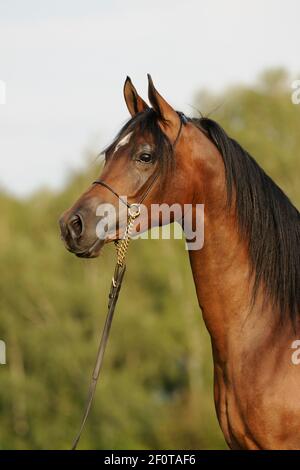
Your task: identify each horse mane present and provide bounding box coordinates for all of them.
[105,110,300,323]
[193,117,300,324]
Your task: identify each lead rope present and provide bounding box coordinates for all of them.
[71,205,140,450]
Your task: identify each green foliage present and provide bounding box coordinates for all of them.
[0,68,299,449]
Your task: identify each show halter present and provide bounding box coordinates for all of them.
[71,112,186,450]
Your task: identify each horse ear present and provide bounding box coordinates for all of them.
[123,76,149,117]
[147,74,180,141]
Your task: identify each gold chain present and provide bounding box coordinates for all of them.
[114,204,141,267]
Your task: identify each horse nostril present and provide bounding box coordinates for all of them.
[69,214,84,239]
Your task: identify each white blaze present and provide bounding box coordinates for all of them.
[113,131,133,154]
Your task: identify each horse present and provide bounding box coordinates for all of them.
[59,75,300,450]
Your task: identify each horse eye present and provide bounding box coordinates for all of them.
[138,153,153,164]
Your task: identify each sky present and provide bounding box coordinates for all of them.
[0,0,299,197]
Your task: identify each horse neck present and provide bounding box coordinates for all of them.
[185,135,281,364]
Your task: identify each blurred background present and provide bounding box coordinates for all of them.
[0,0,299,450]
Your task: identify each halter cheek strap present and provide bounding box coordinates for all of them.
[93,170,160,211]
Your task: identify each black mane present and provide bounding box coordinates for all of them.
[195,117,300,323]
[105,110,300,323]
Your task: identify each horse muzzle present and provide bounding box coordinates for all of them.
[59,210,104,258]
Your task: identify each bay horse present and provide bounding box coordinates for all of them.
[59,75,300,450]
